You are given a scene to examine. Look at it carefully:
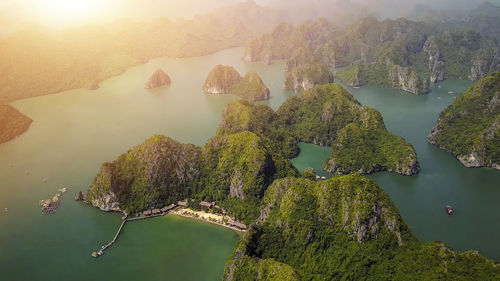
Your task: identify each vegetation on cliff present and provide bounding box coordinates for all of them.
[0,104,32,144]
[284,63,334,92]
[244,17,500,95]
[277,84,419,174]
[86,132,298,221]
[217,84,419,175]
[224,175,500,280]
[203,65,270,101]
[87,83,418,219]
[428,71,500,170]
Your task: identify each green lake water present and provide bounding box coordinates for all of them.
[292,81,500,260]
[0,47,498,281]
[0,47,294,280]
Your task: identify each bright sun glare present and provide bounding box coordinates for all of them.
[32,0,103,23]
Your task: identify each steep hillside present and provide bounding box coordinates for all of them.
[224,175,500,280]
[429,71,500,170]
[244,17,500,95]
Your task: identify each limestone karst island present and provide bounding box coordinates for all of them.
[0,0,499,280]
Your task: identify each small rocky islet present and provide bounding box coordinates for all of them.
[145,69,171,89]
[203,65,270,101]
[0,104,32,145]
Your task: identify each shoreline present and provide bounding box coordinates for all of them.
[169,208,246,233]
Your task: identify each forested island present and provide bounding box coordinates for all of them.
[0,104,32,144]
[429,71,500,170]
[87,83,418,220]
[244,16,500,95]
[85,83,499,279]
[203,65,270,101]
[223,174,500,280]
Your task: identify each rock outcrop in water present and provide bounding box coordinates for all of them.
[203,65,270,101]
[0,104,32,144]
[428,71,500,170]
[145,69,171,89]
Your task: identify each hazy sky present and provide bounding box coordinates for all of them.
[1,0,499,34]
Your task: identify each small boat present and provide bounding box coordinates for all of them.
[4,208,7,212]
[445,205,453,215]
[448,91,454,94]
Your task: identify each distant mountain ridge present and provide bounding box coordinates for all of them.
[244,16,500,95]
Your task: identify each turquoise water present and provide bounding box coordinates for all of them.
[0,46,498,281]
[293,81,500,260]
[0,47,294,280]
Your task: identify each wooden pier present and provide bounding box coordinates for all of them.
[91,218,127,258]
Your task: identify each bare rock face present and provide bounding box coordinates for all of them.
[387,59,429,95]
[469,48,500,81]
[89,191,121,212]
[145,69,171,89]
[229,170,246,199]
[423,37,445,83]
[284,63,334,92]
[203,65,242,94]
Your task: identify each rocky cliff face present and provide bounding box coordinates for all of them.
[428,71,500,170]
[203,65,242,94]
[145,69,171,89]
[86,164,121,212]
[203,65,270,101]
[232,71,270,101]
[423,37,445,83]
[86,135,203,213]
[0,104,33,144]
[284,63,334,92]
[469,48,500,81]
[387,59,429,95]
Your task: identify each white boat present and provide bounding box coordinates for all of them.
[448,91,453,94]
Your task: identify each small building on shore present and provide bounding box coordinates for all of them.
[200,201,214,208]
[228,218,247,230]
[143,210,152,216]
[161,204,176,213]
[178,200,187,206]
[152,209,161,215]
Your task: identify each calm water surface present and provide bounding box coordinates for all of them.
[0,47,294,280]
[293,80,500,260]
[1,47,498,281]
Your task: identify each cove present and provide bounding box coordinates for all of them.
[0,47,294,281]
[0,46,498,281]
[292,80,500,260]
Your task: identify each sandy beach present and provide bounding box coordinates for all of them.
[170,208,246,232]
